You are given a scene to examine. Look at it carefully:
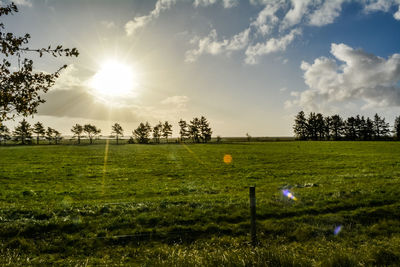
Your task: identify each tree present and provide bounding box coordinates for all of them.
[354,115,364,140]
[189,117,201,143]
[246,133,251,142]
[53,129,62,145]
[330,114,344,140]
[394,116,400,140]
[0,3,78,122]
[32,122,45,144]
[178,119,189,142]
[373,113,390,139]
[364,117,374,140]
[344,116,357,140]
[293,111,308,140]
[324,116,332,140]
[83,124,101,144]
[133,122,152,144]
[111,123,123,145]
[315,113,325,140]
[13,118,32,144]
[307,112,318,140]
[199,116,212,143]
[162,121,172,143]
[0,124,10,144]
[152,122,162,144]
[71,124,83,144]
[45,127,54,144]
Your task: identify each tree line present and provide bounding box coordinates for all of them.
[0,119,63,145]
[293,111,400,140]
[131,116,212,144]
[0,116,212,145]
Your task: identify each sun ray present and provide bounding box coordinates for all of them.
[101,139,110,196]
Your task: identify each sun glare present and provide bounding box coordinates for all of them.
[90,60,138,100]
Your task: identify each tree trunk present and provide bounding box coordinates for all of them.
[37,135,39,145]
[116,135,119,145]
[78,135,80,144]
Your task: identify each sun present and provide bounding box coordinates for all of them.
[90,60,139,100]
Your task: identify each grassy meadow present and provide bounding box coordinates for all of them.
[1,141,400,265]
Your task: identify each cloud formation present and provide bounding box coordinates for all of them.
[395,6,400,19]
[186,0,338,64]
[245,28,301,64]
[185,28,250,62]
[125,0,238,37]
[281,0,311,29]
[286,43,400,110]
[363,0,400,20]
[308,0,346,26]
[52,64,84,91]
[194,0,238,8]
[187,0,400,63]
[12,0,32,7]
[125,0,177,36]
[124,0,400,63]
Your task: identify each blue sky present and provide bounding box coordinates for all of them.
[2,0,400,136]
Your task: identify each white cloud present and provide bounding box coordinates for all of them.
[222,0,239,8]
[287,43,400,110]
[125,0,177,36]
[122,0,400,63]
[363,0,400,20]
[250,1,281,35]
[125,16,150,36]
[52,64,85,91]
[193,0,218,7]
[12,0,32,7]
[249,0,271,5]
[226,28,251,50]
[185,28,250,62]
[308,0,346,26]
[161,95,190,108]
[185,30,225,62]
[394,5,400,19]
[281,0,312,30]
[245,28,301,64]
[193,0,238,8]
[363,0,393,12]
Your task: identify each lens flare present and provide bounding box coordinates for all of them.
[223,154,232,164]
[282,189,297,201]
[334,225,342,235]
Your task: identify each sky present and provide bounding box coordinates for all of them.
[2,0,400,137]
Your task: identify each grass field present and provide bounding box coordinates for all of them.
[1,141,400,266]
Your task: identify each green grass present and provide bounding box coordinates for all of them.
[1,141,400,265]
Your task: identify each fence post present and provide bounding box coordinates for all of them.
[249,186,257,246]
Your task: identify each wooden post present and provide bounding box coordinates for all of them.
[249,186,256,246]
